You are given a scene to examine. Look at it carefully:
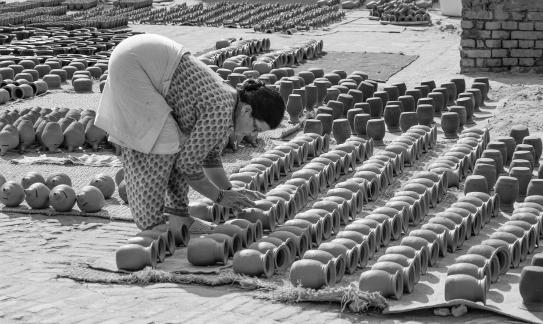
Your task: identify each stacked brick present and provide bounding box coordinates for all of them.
[460,0,543,73]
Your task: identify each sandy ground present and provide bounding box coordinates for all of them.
[1,4,543,324]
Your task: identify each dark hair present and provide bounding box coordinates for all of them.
[238,79,285,129]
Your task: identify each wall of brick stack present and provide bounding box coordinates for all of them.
[460,0,543,73]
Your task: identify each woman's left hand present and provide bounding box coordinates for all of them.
[232,187,266,201]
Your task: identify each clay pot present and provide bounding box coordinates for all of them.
[519,266,543,309]
[359,269,403,300]
[440,112,460,139]
[303,119,323,136]
[318,242,358,275]
[384,105,401,133]
[366,119,386,145]
[401,235,437,267]
[279,80,294,104]
[464,175,489,195]
[456,97,475,125]
[354,113,371,136]
[447,262,490,288]
[286,94,303,124]
[238,207,276,232]
[358,81,375,101]
[23,182,50,209]
[523,136,542,166]
[405,89,422,103]
[450,78,466,94]
[187,237,228,266]
[116,243,157,271]
[473,163,497,192]
[512,151,535,171]
[189,201,221,224]
[509,167,532,198]
[448,106,466,131]
[250,241,290,271]
[303,249,345,283]
[233,249,274,278]
[372,260,416,293]
[76,185,105,213]
[416,104,434,126]
[89,173,115,199]
[510,125,530,145]
[366,97,383,118]
[465,88,483,111]
[331,118,350,144]
[290,259,335,289]
[49,184,76,212]
[527,179,543,196]
[467,244,509,278]
[485,235,521,268]
[445,274,487,303]
[398,95,415,112]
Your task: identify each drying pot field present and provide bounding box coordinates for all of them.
[1,0,543,323]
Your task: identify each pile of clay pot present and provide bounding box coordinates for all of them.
[0,170,120,213]
[441,125,543,304]
[185,131,377,274]
[367,0,431,23]
[0,107,110,155]
[127,1,344,33]
[295,73,491,144]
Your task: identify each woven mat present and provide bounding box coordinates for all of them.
[292,51,419,83]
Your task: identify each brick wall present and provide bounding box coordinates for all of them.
[460,0,543,73]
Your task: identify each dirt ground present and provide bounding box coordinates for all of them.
[1,3,543,324]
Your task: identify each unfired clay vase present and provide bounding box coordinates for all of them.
[116,242,157,271]
[332,118,350,144]
[287,94,303,123]
[440,112,460,139]
[384,105,401,133]
[303,249,345,283]
[445,273,487,303]
[188,237,228,266]
[354,113,371,136]
[519,265,543,309]
[89,173,115,199]
[366,119,386,145]
[290,259,335,289]
[509,166,532,198]
[359,269,403,300]
[234,249,274,278]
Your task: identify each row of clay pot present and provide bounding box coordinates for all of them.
[198,38,271,69]
[358,126,489,299]
[0,171,112,213]
[446,195,543,304]
[0,106,108,155]
[252,39,324,75]
[188,133,332,226]
[288,126,439,289]
[227,136,374,276]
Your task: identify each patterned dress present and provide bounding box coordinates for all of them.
[120,53,237,230]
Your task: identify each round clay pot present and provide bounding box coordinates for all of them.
[440,82,458,105]
[401,236,437,267]
[445,274,487,303]
[473,163,497,192]
[467,244,508,279]
[290,258,335,289]
[486,141,508,167]
[384,105,402,133]
[482,149,505,174]
[414,85,430,98]
[366,119,386,145]
[318,242,358,275]
[327,100,344,119]
[464,175,489,194]
[332,118,351,144]
[398,95,416,112]
[512,151,535,171]
[509,166,532,198]
[359,269,403,299]
[338,93,354,115]
[427,92,445,114]
[399,112,418,133]
[447,262,490,288]
[527,179,543,196]
[516,143,537,166]
[303,119,323,136]
[471,82,488,101]
[303,250,345,283]
[510,125,530,145]
[116,242,157,271]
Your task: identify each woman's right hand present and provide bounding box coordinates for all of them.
[218,189,256,210]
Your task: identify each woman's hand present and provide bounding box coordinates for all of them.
[232,187,266,200]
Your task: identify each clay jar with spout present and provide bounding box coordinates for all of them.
[359,269,403,300]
